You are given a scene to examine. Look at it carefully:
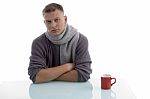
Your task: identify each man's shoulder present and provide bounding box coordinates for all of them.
[78,33,88,44]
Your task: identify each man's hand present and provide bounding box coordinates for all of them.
[63,63,75,71]
[55,63,78,82]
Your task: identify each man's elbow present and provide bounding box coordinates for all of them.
[78,74,90,82]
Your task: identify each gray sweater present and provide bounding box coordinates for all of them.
[28,33,92,82]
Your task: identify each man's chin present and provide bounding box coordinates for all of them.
[51,32,61,36]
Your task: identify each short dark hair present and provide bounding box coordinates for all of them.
[42,3,64,14]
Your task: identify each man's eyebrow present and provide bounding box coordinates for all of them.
[45,17,60,21]
[54,17,60,19]
[45,19,52,21]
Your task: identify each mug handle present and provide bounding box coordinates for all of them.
[111,78,116,86]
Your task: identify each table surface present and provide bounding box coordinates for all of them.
[0,78,136,99]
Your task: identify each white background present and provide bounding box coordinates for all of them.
[0,0,150,98]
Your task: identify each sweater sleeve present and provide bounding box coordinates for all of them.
[28,37,47,83]
[75,34,92,82]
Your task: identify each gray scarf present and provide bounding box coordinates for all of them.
[45,24,79,64]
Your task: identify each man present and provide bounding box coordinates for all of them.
[28,3,92,83]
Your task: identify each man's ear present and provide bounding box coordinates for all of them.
[64,16,67,22]
[44,20,46,24]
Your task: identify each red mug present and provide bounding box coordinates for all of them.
[101,74,116,90]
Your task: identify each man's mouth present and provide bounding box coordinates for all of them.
[51,29,58,33]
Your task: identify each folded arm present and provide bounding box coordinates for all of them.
[55,69,78,81]
[35,63,76,83]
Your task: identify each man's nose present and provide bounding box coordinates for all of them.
[51,21,57,27]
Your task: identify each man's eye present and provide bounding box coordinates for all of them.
[45,20,51,24]
[47,21,51,23]
[55,19,60,22]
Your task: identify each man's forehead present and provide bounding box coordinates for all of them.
[44,12,64,20]
[44,10,63,16]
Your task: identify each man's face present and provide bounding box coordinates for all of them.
[43,9,67,36]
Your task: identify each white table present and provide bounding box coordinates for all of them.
[0,78,136,99]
